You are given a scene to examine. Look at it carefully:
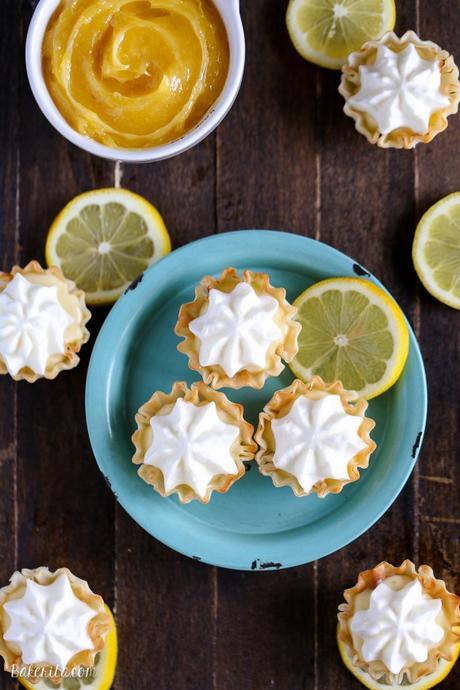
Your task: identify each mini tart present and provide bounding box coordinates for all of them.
[339,30,460,149]
[132,381,257,504]
[0,261,91,382]
[0,566,110,683]
[338,560,460,686]
[255,376,376,498]
[174,267,301,389]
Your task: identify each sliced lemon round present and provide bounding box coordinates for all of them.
[46,188,171,305]
[412,192,460,309]
[337,631,460,690]
[19,605,117,690]
[289,277,409,399]
[286,0,396,70]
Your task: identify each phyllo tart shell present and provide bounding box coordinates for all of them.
[337,560,460,686]
[132,381,257,504]
[0,566,110,682]
[255,376,376,498]
[0,261,91,382]
[174,267,301,390]
[339,30,460,149]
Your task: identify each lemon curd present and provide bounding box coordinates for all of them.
[42,0,230,148]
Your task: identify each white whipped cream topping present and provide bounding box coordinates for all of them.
[3,574,96,667]
[0,274,74,376]
[189,281,283,377]
[348,43,450,135]
[271,394,367,492]
[146,398,241,498]
[350,579,444,674]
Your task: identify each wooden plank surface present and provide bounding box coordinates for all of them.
[0,1,459,689]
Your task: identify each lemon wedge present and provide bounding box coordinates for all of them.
[337,630,460,690]
[412,192,460,309]
[286,0,396,69]
[19,605,117,690]
[46,188,171,305]
[289,277,409,399]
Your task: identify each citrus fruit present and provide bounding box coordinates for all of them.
[412,192,460,309]
[337,630,460,689]
[289,277,409,399]
[19,605,117,690]
[46,188,171,305]
[286,0,396,70]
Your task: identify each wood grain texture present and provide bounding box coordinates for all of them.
[0,1,20,688]
[0,1,458,689]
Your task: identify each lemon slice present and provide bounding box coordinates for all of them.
[289,277,409,399]
[412,192,460,309]
[286,0,396,69]
[337,631,460,689]
[46,188,171,305]
[19,605,117,690]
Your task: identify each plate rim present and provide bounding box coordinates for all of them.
[85,230,428,571]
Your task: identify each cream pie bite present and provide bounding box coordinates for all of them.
[175,268,301,389]
[132,381,257,503]
[0,567,111,683]
[338,560,460,688]
[255,377,376,497]
[340,31,460,149]
[0,262,90,382]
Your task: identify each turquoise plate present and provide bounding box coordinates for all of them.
[85,231,427,571]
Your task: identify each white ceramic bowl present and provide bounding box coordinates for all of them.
[26,0,245,163]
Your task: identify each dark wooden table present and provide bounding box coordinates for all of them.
[1,1,459,688]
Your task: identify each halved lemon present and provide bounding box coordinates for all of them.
[19,605,117,690]
[286,0,396,70]
[337,631,460,689]
[412,192,460,309]
[46,188,171,305]
[289,277,409,399]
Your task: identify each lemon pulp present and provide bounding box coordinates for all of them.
[46,188,171,305]
[412,192,460,309]
[290,277,409,399]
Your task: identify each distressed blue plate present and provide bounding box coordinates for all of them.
[85,231,427,571]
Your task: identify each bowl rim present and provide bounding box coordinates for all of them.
[85,230,428,571]
[25,0,245,163]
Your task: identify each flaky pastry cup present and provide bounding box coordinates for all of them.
[337,560,460,685]
[132,381,257,504]
[174,267,301,389]
[339,30,460,149]
[0,261,91,382]
[0,566,110,684]
[255,376,376,498]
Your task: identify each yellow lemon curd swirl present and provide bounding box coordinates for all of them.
[42,0,230,148]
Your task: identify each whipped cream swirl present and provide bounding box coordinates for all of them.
[189,282,283,377]
[348,43,450,134]
[3,574,96,667]
[350,579,444,674]
[0,274,74,376]
[146,398,240,498]
[271,394,367,492]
